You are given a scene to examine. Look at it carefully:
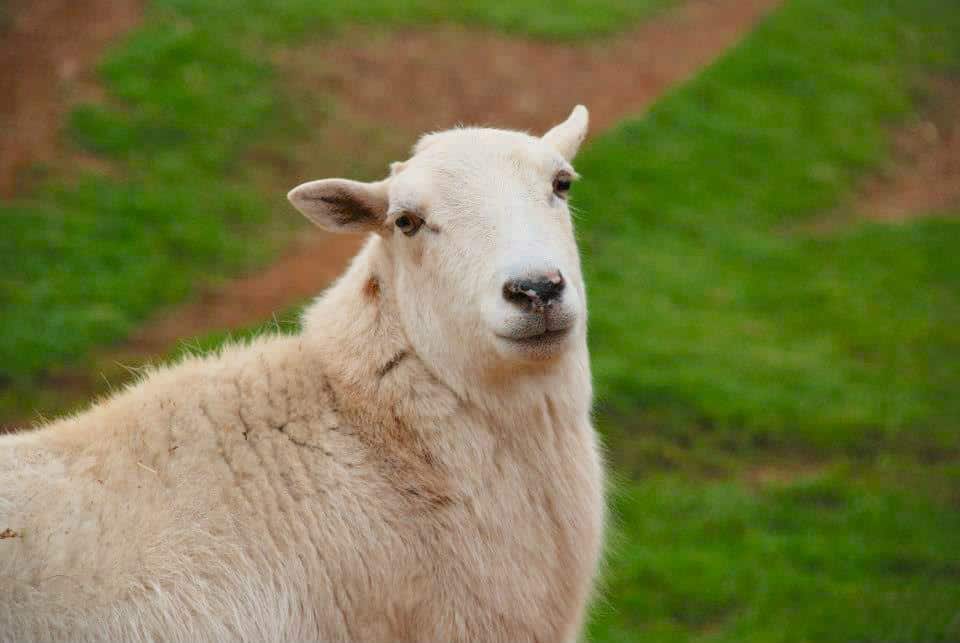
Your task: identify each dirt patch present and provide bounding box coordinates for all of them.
[800,77,960,234]
[854,77,960,222]
[283,0,780,137]
[121,229,365,355]
[0,0,142,197]
[744,461,826,489]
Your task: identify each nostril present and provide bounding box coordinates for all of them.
[547,271,566,295]
[502,271,566,306]
[503,281,534,306]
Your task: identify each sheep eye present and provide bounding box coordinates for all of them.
[553,173,572,197]
[395,213,424,236]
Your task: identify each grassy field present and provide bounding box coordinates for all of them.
[592,475,960,642]
[575,0,960,639]
[581,0,960,456]
[4,0,960,640]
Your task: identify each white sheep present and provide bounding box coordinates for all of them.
[0,106,605,642]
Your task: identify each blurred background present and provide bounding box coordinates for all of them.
[2,0,959,639]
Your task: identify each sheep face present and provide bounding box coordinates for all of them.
[289,106,590,378]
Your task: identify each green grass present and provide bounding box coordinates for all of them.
[576,0,960,455]
[589,475,960,642]
[153,0,672,40]
[566,0,960,639]
[0,0,670,390]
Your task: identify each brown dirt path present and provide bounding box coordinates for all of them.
[800,77,960,234]
[853,77,960,222]
[0,0,142,196]
[289,0,781,137]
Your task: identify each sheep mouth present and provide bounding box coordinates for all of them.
[495,327,571,347]
[493,308,577,356]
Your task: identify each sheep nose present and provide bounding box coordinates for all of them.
[502,271,566,307]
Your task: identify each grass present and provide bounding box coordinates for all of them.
[0,0,670,393]
[577,0,960,456]
[589,475,960,642]
[567,0,960,640]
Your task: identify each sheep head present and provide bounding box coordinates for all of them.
[288,106,590,381]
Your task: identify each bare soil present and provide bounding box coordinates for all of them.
[0,0,142,197]
[744,461,826,489]
[800,76,960,234]
[286,0,781,137]
[854,77,960,222]
[121,230,364,355]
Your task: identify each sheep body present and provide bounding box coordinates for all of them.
[0,236,604,642]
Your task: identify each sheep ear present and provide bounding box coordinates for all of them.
[542,105,589,161]
[287,178,389,233]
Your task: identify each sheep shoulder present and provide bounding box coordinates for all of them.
[0,332,450,640]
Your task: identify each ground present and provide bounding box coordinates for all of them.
[0,0,142,196]
[826,77,960,226]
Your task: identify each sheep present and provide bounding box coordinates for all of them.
[0,105,605,642]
